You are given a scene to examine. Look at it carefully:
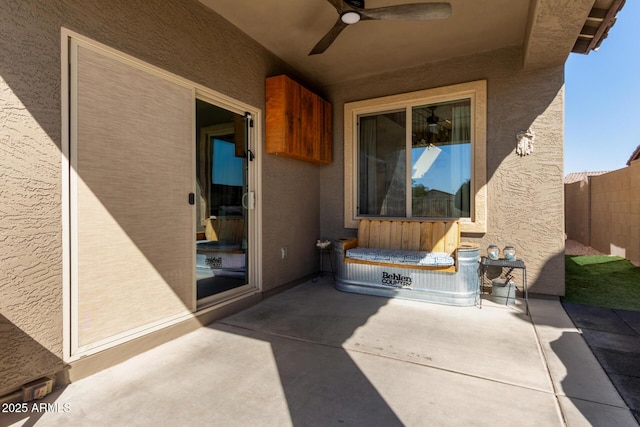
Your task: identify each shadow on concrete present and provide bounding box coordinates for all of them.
[562,302,640,424]
[211,280,403,426]
[523,250,639,426]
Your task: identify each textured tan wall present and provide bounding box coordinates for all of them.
[1,0,67,398]
[262,156,321,288]
[590,162,640,266]
[321,47,566,295]
[565,180,591,245]
[0,0,319,396]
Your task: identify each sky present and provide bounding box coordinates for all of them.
[564,0,640,176]
[212,139,244,186]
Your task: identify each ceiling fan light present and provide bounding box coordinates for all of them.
[341,11,361,24]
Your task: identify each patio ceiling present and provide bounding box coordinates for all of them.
[200,0,624,86]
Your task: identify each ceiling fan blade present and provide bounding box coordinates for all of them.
[325,0,352,14]
[309,18,349,55]
[361,2,451,20]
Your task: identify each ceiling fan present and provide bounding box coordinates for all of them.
[309,0,451,55]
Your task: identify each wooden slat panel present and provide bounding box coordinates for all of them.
[390,221,403,249]
[356,219,460,254]
[442,222,454,254]
[408,221,421,250]
[419,222,433,251]
[369,220,382,249]
[431,221,446,252]
[443,222,460,254]
[401,221,412,250]
[358,220,370,248]
[208,217,244,243]
[379,220,391,249]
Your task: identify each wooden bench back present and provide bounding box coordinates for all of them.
[357,219,460,255]
[205,217,244,243]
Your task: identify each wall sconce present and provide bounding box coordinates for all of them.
[516,127,535,156]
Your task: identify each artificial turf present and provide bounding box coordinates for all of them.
[563,255,640,311]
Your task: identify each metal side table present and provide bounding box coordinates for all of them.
[479,257,528,315]
[312,243,334,282]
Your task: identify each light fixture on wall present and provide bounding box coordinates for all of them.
[516,127,535,156]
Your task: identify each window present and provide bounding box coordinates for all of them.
[345,80,486,233]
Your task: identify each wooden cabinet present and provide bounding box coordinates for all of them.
[266,75,332,164]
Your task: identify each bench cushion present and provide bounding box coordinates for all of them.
[346,248,455,267]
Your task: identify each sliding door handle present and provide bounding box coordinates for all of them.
[242,192,255,210]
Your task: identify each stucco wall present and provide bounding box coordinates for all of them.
[565,163,640,266]
[565,180,591,245]
[590,162,640,265]
[0,0,320,396]
[321,47,566,296]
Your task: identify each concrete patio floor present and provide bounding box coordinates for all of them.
[5,278,638,426]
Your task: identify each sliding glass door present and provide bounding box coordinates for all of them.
[70,41,195,353]
[195,99,251,302]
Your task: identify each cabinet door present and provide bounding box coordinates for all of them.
[301,86,317,159]
[266,75,332,164]
[320,99,333,163]
[266,75,293,155]
[289,78,303,157]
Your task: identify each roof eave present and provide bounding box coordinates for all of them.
[572,0,626,55]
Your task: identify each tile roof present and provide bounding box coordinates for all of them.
[564,171,611,184]
[626,144,640,166]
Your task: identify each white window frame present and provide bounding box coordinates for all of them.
[344,80,487,233]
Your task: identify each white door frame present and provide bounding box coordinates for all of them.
[194,92,262,308]
[61,28,262,362]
